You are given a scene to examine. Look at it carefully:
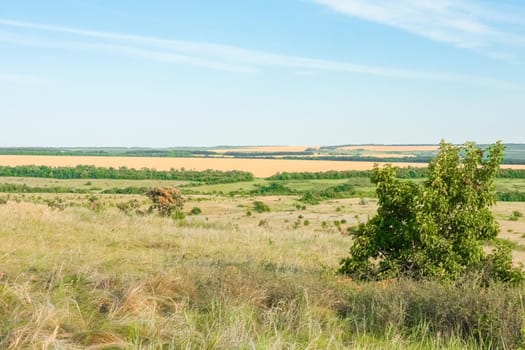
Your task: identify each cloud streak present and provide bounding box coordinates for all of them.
[314,0,525,61]
[0,17,522,89]
[0,73,41,83]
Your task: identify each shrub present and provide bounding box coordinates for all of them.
[145,187,184,217]
[250,182,296,195]
[509,210,523,221]
[116,199,141,215]
[87,195,104,212]
[171,210,185,220]
[253,201,270,213]
[189,207,202,215]
[337,277,524,348]
[340,141,525,282]
[46,197,66,211]
[299,191,319,205]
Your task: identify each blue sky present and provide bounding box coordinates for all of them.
[1,0,524,147]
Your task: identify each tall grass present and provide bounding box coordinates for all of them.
[0,201,523,348]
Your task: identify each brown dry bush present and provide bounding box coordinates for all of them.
[145,187,184,217]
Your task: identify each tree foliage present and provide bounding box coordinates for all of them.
[0,165,253,184]
[340,141,524,282]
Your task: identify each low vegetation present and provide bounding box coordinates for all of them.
[145,187,184,217]
[0,165,253,184]
[1,199,525,348]
[1,142,525,348]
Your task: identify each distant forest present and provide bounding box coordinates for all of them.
[1,144,525,164]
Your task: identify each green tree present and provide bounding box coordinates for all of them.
[340,141,524,282]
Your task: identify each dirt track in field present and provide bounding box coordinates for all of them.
[2,155,525,178]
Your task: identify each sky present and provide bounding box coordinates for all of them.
[1,0,525,147]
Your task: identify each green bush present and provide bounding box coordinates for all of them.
[253,201,270,213]
[340,141,525,283]
[509,210,523,221]
[171,210,185,220]
[250,182,296,195]
[299,191,319,205]
[189,207,202,215]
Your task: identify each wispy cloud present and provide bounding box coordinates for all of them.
[0,29,258,73]
[0,73,41,83]
[0,18,522,89]
[314,0,525,61]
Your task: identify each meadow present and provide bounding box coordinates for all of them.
[1,171,525,348]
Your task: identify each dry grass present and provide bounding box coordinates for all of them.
[0,201,353,348]
[1,195,524,349]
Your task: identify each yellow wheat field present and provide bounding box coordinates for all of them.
[211,146,314,153]
[338,145,440,152]
[1,155,525,178]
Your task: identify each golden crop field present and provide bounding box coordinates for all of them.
[2,155,525,178]
[338,145,440,152]
[0,155,428,177]
[211,146,314,153]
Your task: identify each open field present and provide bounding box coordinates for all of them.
[3,144,525,165]
[337,145,440,152]
[1,184,525,348]
[1,160,525,349]
[210,146,314,153]
[0,155,429,178]
[3,155,525,178]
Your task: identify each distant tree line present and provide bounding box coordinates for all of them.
[0,165,254,184]
[1,180,524,202]
[2,147,525,164]
[0,148,215,158]
[496,192,525,202]
[268,168,525,180]
[101,187,149,194]
[0,183,88,194]
[498,169,525,178]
